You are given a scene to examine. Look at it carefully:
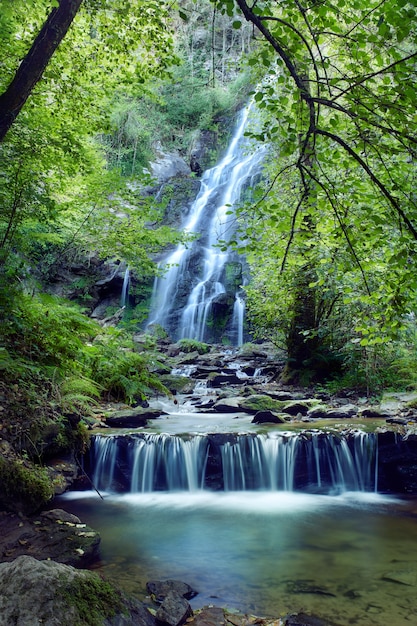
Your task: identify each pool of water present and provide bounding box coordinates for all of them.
[58,490,417,625]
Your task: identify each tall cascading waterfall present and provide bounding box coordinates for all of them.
[88,432,379,494]
[147,106,266,345]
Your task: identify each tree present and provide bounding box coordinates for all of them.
[0,0,177,266]
[0,0,83,142]
[212,0,417,381]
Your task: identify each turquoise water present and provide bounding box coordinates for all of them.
[59,490,417,625]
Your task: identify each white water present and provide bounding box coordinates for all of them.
[120,267,130,307]
[147,106,266,344]
[90,431,378,494]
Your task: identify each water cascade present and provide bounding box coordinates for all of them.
[120,267,130,307]
[147,106,266,345]
[88,431,378,494]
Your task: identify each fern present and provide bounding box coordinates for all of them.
[59,376,102,414]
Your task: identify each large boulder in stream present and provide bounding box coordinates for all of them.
[0,555,155,626]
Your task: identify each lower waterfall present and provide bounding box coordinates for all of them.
[88,431,378,494]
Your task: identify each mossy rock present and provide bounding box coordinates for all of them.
[0,456,53,515]
[0,556,155,626]
[238,394,286,413]
[159,374,194,393]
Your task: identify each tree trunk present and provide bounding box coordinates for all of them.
[281,265,319,383]
[0,0,83,142]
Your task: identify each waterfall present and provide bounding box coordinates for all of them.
[147,105,266,344]
[120,267,130,307]
[88,432,378,494]
[232,295,245,346]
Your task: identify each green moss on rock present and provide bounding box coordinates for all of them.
[0,456,53,514]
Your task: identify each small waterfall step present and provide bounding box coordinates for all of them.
[87,431,378,495]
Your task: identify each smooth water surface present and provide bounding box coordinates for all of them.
[59,490,417,625]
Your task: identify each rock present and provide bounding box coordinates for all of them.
[284,613,337,626]
[105,409,164,428]
[213,397,247,413]
[155,591,193,626]
[386,417,409,425]
[40,508,81,524]
[251,410,286,424]
[285,580,336,596]
[147,580,196,626]
[281,402,311,416]
[192,606,226,626]
[307,404,358,419]
[146,580,198,602]
[0,555,156,626]
[209,373,243,387]
[0,510,100,567]
[358,407,392,418]
[149,151,191,183]
[238,394,286,414]
[382,569,417,586]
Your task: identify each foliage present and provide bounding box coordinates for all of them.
[0,0,182,288]
[87,328,169,403]
[209,0,417,381]
[177,338,211,354]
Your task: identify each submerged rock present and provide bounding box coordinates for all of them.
[284,613,337,626]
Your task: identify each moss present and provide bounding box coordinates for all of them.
[177,338,211,354]
[0,456,53,514]
[238,395,286,413]
[59,574,126,626]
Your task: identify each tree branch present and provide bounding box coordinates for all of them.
[316,128,417,239]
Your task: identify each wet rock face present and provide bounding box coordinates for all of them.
[0,555,156,626]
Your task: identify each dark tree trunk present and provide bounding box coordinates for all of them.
[281,265,319,383]
[0,0,83,142]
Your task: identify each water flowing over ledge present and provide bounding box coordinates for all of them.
[87,431,378,495]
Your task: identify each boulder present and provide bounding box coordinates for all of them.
[213,397,247,413]
[146,580,197,602]
[149,152,191,183]
[252,410,286,424]
[155,592,193,626]
[307,404,358,419]
[0,555,156,626]
[146,579,196,626]
[209,373,243,387]
[238,394,286,414]
[105,409,164,428]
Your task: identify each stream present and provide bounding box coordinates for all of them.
[60,489,417,625]
[59,389,417,626]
